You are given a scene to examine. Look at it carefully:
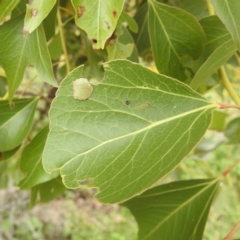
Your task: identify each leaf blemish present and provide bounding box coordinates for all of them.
[73,78,93,100]
[31,9,38,17]
[92,39,97,44]
[78,6,85,18]
[137,102,150,110]
[78,179,92,186]
[105,21,110,30]
[112,10,117,18]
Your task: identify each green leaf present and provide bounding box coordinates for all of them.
[30,176,65,207]
[131,2,151,57]
[0,161,8,189]
[211,0,240,50]
[71,0,124,49]
[1,145,21,161]
[107,25,134,61]
[0,0,20,21]
[18,126,58,190]
[122,178,219,240]
[23,0,57,34]
[210,111,228,131]
[42,1,57,41]
[225,117,240,144]
[12,0,28,17]
[0,14,58,101]
[179,0,208,20]
[189,16,237,89]
[43,60,217,204]
[148,1,205,81]
[0,98,38,152]
[119,11,138,33]
[0,76,7,97]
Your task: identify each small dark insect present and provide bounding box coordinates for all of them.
[78,6,85,18]
[125,100,131,105]
[92,39,97,44]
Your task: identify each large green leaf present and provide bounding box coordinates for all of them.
[18,126,58,189]
[123,178,219,240]
[211,0,240,50]
[148,1,205,81]
[0,98,38,152]
[0,14,57,101]
[43,60,217,204]
[189,16,237,89]
[24,0,57,34]
[71,0,124,49]
[0,0,20,21]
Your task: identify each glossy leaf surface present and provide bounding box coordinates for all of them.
[123,179,219,240]
[71,0,124,49]
[0,15,57,101]
[211,0,240,50]
[189,16,237,89]
[24,0,57,33]
[43,60,216,204]
[148,1,205,81]
[0,98,38,152]
[19,126,58,189]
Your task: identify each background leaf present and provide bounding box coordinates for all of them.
[225,117,240,144]
[148,1,205,81]
[71,0,124,49]
[211,0,240,50]
[131,2,151,58]
[43,60,217,204]
[30,176,65,207]
[189,16,237,89]
[0,14,57,101]
[24,0,57,34]
[0,98,38,152]
[18,126,58,190]
[123,178,219,240]
[0,0,20,21]
[0,145,21,161]
[179,0,208,20]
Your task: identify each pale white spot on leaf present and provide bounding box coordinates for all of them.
[72,78,93,100]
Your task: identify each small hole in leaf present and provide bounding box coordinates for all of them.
[92,39,97,44]
[125,100,131,105]
[113,10,117,18]
[78,6,85,18]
